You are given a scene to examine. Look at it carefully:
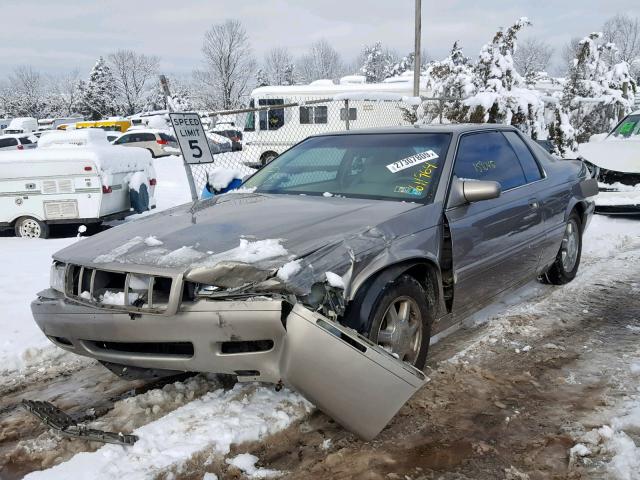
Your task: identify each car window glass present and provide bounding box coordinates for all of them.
[503,131,542,182]
[243,133,452,202]
[114,135,130,144]
[0,138,18,147]
[140,133,156,142]
[20,137,33,144]
[454,132,526,191]
[611,114,640,138]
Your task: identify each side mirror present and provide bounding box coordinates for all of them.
[448,177,501,208]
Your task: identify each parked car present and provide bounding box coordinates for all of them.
[210,125,243,151]
[31,124,597,439]
[205,131,233,154]
[112,129,178,158]
[0,134,37,151]
[578,110,640,214]
[1,129,156,238]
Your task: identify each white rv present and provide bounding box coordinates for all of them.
[239,74,430,165]
[0,129,156,238]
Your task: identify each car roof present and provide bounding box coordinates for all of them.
[122,128,168,135]
[308,123,520,138]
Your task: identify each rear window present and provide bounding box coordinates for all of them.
[19,137,33,145]
[0,138,18,147]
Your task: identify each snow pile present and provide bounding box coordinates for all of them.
[24,384,310,480]
[325,271,345,289]
[226,453,282,478]
[99,291,138,306]
[94,236,144,263]
[277,259,302,282]
[37,128,110,149]
[157,245,207,267]
[207,166,243,191]
[199,239,288,267]
[144,236,163,247]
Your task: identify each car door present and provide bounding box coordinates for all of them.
[445,131,544,314]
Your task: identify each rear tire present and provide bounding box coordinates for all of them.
[542,211,582,285]
[15,216,49,239]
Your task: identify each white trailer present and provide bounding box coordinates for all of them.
[240,75,430,165]
[0,131,156,238]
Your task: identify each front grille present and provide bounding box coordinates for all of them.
[65,264,174,313]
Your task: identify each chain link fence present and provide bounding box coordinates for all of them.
[186,97,448,195]
[183,94,629,196]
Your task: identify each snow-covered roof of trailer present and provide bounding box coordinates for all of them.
[0,144,153,175]
[251,73,430,98]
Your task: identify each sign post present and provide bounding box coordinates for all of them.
[169,112,215,201]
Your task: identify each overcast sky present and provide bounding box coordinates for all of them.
[0,0,636,78]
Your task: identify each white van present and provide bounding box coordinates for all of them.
[0,130,157,238]
[4,117,38,134]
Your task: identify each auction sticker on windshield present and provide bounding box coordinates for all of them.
[169,112,216,164]
[386,150,439,173]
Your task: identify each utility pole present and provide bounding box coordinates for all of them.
[413,0,422,97]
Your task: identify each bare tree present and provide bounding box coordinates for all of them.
[264,47,295,85]
[49,70,81,116]
[108,50,160,115]
[602,14,640,74]
[298,39,344,82]
[513,37,554,83]
[5,66,45,117]
[198,19,256,109]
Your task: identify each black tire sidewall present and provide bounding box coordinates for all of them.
[367,275,433,370]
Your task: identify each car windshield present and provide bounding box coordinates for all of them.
[610,114,640,138]
[243,133,451,202]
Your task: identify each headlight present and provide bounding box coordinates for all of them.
[50,262,66,293]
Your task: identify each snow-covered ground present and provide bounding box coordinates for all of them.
[2,154,640,479]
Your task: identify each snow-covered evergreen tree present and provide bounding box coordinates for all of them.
[360,42,393,83]
[557,32,637,146]
[385,53,414,79]
[78,57,118,120]
[462,18,545,137]
[255,68,269,87]
[283,63,296,85]
[425,42,475,122]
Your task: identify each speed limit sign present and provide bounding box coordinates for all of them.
[169,112,215,165]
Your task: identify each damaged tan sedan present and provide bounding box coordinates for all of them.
[32,125,597,439]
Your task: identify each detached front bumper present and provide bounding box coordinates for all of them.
[31,288,287,383]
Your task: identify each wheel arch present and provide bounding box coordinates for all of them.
[342,258,443,334]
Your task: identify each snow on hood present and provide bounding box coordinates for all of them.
[52,193,421,283]
[578,140,640,173]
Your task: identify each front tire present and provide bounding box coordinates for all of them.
[542,211,582,285]
[15,216,49,239]
[365,275,432,369]
[260,151,278,166]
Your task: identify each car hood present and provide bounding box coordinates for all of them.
[54,192,423,275]
[578,140,640,173]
